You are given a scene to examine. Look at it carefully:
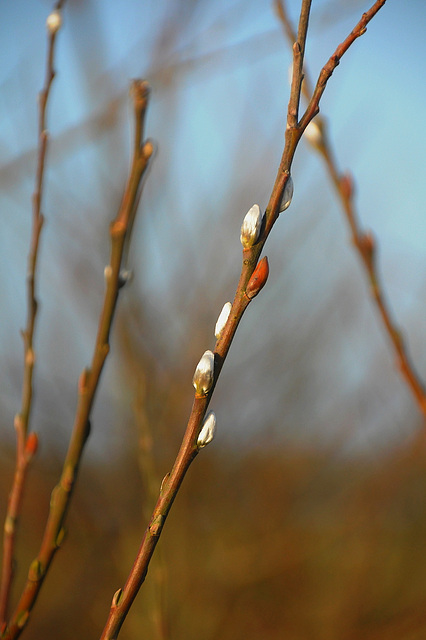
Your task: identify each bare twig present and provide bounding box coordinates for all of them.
[99,2,387,638]
[1,79,153,640]
[0,1,65,629]
[276,0,426,418]
[298,0,388,133]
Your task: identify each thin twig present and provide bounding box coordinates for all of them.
[1,80,153,640]
[99,2,387,638]
[287,0,312,128]
[276,0,426,418]
[0,1,65,629]
[299,0,388,131]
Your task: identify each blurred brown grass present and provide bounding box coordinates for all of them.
[2,428,426,640]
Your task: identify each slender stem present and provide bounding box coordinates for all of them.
[298,0,388,133]
[326,164,426,417]
[287,0,312,129]
[1,80,153,640]
[276,0,426,418]
[100,2,388,638]
[0,1,65,628]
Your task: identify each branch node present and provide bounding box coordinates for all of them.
[110,220,126,239]
[60,464,75,493]
[149,514,165,537]
[142,139,154,160]
[55,527,66,549]
[112,589,123,608]
[28,560,44,583]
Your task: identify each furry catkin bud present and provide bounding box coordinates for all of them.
[240,204,263,248]
[46,10,62,34]
[215,302,232,339]
[246,256,269,299]
[197,412,217,448]
[192,350,215,396]
[304,120,323,149]
[104,265,113,283]
[279,176,293,213]
[118,269,133,288]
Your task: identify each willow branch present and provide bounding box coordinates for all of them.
[276,0,426,418]
[0,2,66,629]
[99,2,388,638]
[1,80,153,640]
[298,0,388,133]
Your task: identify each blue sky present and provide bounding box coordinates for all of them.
[1,0,425,455]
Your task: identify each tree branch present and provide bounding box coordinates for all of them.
[0,1,66,628]
[1,79,153,640]
[276,0,426,418]
[99,1,388,637]
[298,0,388,133]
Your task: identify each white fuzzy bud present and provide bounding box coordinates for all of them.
[197,412,217,448]
[215,302,232,339]
[288,63,293,88]
[46,10,62,35]
[240,204,263,248]
[279,176,293,213]
[192,350,215,396]
[304,120,323,148]
[118,268,133,288]
[104,265,113,282]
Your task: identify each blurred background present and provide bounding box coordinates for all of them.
[1,0,426,638]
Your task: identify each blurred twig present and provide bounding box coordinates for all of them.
[0,1,65,629]
[1,75,153,639]
[275,0,426,420]
[99,1,387,638]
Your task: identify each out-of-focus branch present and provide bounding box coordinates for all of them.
[99,2,387,638]
[0,2,65,629]
[1,80,153,640]
[275,0,426,419]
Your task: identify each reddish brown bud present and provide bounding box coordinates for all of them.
[245,256,269,299]
[360,230,376,264]
[340,172,354,201]
[361,230,375,256]
[25,432,39,459]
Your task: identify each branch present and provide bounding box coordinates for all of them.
[1,79,153,640]
[287,0,312,128]
[276,0,426,418]
[298,0,388,133]
[0,1,65,629]
[99,1,388,638]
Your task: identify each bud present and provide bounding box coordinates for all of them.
[340,172,354,201]
[197,412,217,448]
[245,256,269,299]
[361,230,375,260]
[14,413,24,432]
[104,265,113,283]
[25,432,39,459]
[240,204,263,248]
[215,302,232,339]
[143,139,155,160]
[288,63,293,88]
[25,348,35,367]
[112,589,123,607]
[304,120,323,149]
[279,176,293,213]
[118,268,133,288]
[46,10,62,35]
[192,350,215,396]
